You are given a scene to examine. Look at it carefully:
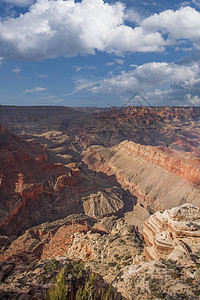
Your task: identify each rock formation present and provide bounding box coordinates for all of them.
[83,141,200,211]
[0,123,125,236]
[1,106,200,156]
[0,214,96,263]
[0,214,143,283]
[1,203,200,299]
[1,105,200,299]
[119,141,200,185]
[112,204,200,299]
[143,203,200,261]
[67,106,200,156]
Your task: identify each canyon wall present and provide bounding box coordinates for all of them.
[118,141,200,185]
[0,124,124,235]
[83,140,200,210]
[2,106,200,156]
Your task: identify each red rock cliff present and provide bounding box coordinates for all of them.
[119,141,200,185]
[0,123,81,235]
[83,141,200,210]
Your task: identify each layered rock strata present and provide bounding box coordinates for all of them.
[143,203,200,261]
[0,124,124,235]
[0,214,143,283]
[120,141,200,185]
[83,141,200,210]
[2,106,200,156]
[113,204,200,299]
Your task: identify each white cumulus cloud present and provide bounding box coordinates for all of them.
[141,6,200,48]
[73,65,96,72]
[0,2,200,61]
[12,67,20,73]
[90,62,200,105]
[35,73,48,78]
[0,0,165,61]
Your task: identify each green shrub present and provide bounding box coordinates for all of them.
[44,259,125,300]
[45,267,67,300]
[75,272,125,300]
[76,272,97,300]
[148,278,161,293]
[114,233,120,238]
[44,259,60,273]
[156,291,166,298]
[185,277,193,285]
[100,286,114,300]
[75,273,114,300]
[66,260,84,281]
[122,261,131,267]
[193,289,200,296]
[109,238,114,243]
[170,269,180,279]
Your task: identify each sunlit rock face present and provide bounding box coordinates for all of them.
[0,123,126,236]
[0,122,82,235]
[143,203,200,261]
[83,140,200,211]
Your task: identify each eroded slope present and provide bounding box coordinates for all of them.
[0,124,127,236]
[83,140,200,212]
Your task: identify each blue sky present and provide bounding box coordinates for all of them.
[0,0,200,107]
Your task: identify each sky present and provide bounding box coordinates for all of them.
[0,0,200,107]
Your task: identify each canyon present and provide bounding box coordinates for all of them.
[1,106,200,155]
[0,105,200,299]
[83,141,200,213]
[0,122,128,236]
[0,205,199,299]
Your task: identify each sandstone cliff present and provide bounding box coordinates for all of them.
[83,140,200,211]
[143,203,200,261]
[113,204,200,299]
[0,214,96,263]
[0,214,143,284]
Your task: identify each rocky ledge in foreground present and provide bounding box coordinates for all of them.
[0,214,142,299]
[113,204,200,299]
[143,203,200,261]
[0,205,200,299]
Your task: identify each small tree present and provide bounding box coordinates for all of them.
[76,272,97,300]
[45,267,67,300]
